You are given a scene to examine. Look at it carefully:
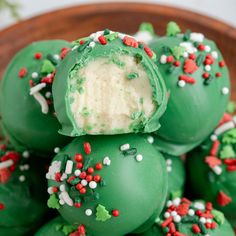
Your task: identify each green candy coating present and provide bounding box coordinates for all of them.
[186,115,236,226]
[0,143,48,235]
[150,27,230,155]
[0,40,72,156]
[47,134,168,236]
[53,31,167,137]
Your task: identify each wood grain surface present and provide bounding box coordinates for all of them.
[0,2,235,97]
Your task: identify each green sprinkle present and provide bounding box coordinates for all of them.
[135,53,143,63]
[81,108,90,117]
[47,194,60,209]
[198,222,207,234]
[138,43,144,49]
[78,40,91,52]
[131,111,142,120]
[75,197,81,203]
[100,179,106,186]
[104,28,110,35]
[83,192,100,202]
[62,225,77,235]
[96,204,111,222]
[83,156,92,171]
[203,75,214,86]
[122,148,137,157]
[112,58,125,68]
[139,97,144,104]
[78,87,84,94]
[162,227,169,233]
[193,41,199,48]
[171,46,185,59]
[46,54,58,65]
[85,125,93,131]
[106,32,118,41]
[70,178,80,185]
[166,21,181,36]
[162,46,171,54]
[41,59,55,74]
[196,54,204,67]
[212,209,225,225]
[183,29,191,41]
[170,190,182,199]
[139,22,155,34]
[220,145,235,159]
[127,72,139,80]
[222,129,236,144]
[167,65,176,74]
[227,102,236,114]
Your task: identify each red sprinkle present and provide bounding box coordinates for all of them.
[217,191,232,206]
[206,202,213,211]
[169,222,176,233]
[86,175,93,182]
[167,56,174,63]
[74,154,83,162]
[219,113,232,126]
[84,142,91,155]
[52,186,58,193]
[161,216,173,228]
[123,36,138,48]
[80,188,86,194]
[198,44,205,51]
[76,183,83,190]
[179,75,196,84]
[74,202,82,208]
[216,72,221,77]
[219,61,225,67]
[78,224,86,234]
[60,47,70,59]
[202,72,209,79]
[144,46,153,58]
[93,175,101,182]
[227,165,236,172]
[211,222,217,229]
[224,159,236,165]
[95,163,103,170]
[174,61,181,67]
[189,54,196,60]
[205,156,222,168]
[76,162,83,169]
[112,209,120,217]
[0,203,5,210]
[98,35,107,45]
[192,224,201,233]
[18,67,27,78]
[67,176,76,184]
[55,172,61,182]
[79,171,87,179]
[176,203,189,216]
[210,140,220,156]
[183,59,198,74]
[80,40,85,45]
[34,52,42,60]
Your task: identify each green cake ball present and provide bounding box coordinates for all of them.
[35,216,77,236]
[52,30,167,137]
[163,154,185,200]
[46,134,168,236]
[149,22,230,155]
[0,40,72,156]
[0,142,48,235]
[186,113,236,226]
[138,198,234,236]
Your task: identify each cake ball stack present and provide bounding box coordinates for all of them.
[0,22,234,236]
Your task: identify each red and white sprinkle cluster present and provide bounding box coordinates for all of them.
[159,198,218,236]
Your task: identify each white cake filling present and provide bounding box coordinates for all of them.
[68,54,156,134]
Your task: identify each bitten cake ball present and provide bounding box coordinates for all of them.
[186,113,236,226]
[0,142,48,235]
[138,198,234,236]
[150,22,230,155]
[46,134,168,236]
[35,216,79,236]
[53,30,167,136]
[0,40,72,156]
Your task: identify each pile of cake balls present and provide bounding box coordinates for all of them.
[0,21,235,236]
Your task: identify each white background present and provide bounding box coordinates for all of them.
[1,0,236,30]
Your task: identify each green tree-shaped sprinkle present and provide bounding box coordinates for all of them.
[167,22,181,36]
[96,204,111,222]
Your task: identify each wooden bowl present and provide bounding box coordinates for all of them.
[0,2,236,98]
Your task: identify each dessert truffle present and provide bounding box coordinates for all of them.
[46,134,168,236]
[150,22,230,155]
[138,198,234,236]
[53,30,167,136]
[0,40,72,156]
[0,142,48,235]
[186,113,236,226]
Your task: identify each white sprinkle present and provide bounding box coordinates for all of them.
[205,65,211,71]
[215,121,234,135]
[210,134,218,141]
[54,147,60,154]
[205,45,211,52]
[120,144,130,151]
[74,169,81,176]
[60,184,66,192]
[200,217,206,224]
[89,42,95,48]
[188,209,195,216]
[211,51,218,59]
[45,92,51,98]
[19,175,25,182]
[24,164,29,170]
[147,135,154,144]
[61,192,74,206]
[90,33,96,39]
[85,209,93,216]
[180,42,195,54]
[59,199,65,205]
[19,165,25,171]
[65,160,73,175]
[173,215,181,223]
[183,52,189,58]
[22,151,30,158]
[118,33,126,40]
[0,159,14,169]
[103,156,111,166]
[30,83,46,95]
[167,200,173,207]
[160,55,167,64]
[46,161,61,180]
[222,87,229,95]
[81,180,88,186]
[166,159,172,166]
[60,173,67,181]
[164,212,170,218]
[32,92,49,114]
[206,219,212,223]
[190,32,205,42]
[89,181,97,189]
[173,198,181,206]
[212,165,222,175]
[31,72,38,79]
[171,211,177,217]
[133,31,154,44]
[71,45,78,51]
[167,166,172,172]
[53,54,60,60]
[47,73,52,78]
[178,80,186,88]
[136,154,143,162]
[194,202,205,210]
[47,187,53,194]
